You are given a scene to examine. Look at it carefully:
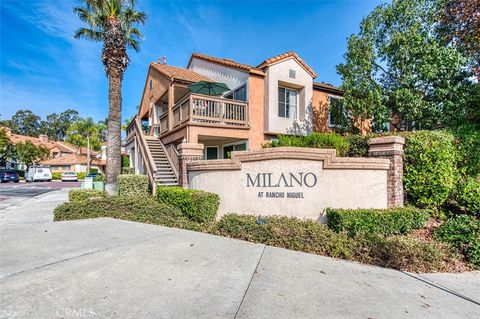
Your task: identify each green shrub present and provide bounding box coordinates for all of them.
[453,126,480,177]
[214,214,357,259]
[214,214,459,272]
[156,187,219,223]
[54,196,203,231]
[121,167,135,174]
[402,130,458,208]
[435,215,480,267]
[77,172,87,180]
[52,172,62,180]
[68,189,105,202]
[264,133,349,156]
[345,134,370,157]
[326,207,430,237]
[122,155,130,168]
[117,174,150,197]
[456,177,480,216]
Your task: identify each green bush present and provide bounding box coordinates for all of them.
[435,215,480,267]
[456,177,480,216]
[156,187,219,223]
[121,167,135,174]
[345,134,370,157]
[93,174,104,182]
[264,133,349,156]
[54,196,203,231]
[117,174,150,197]
[326,207,430,237]
[52,172,62,180]
[453,126,480,177]
[402,130,458,208]
[68,189,106,202]
[122,155,130,168]
[213,214,458,272]
[77,172,87,180]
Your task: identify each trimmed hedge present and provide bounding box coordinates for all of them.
[52,172,62,180]
[68,189,106,202]
[214,214,459,272]
[453,126,480,177]
[345,134,370,157]
[264,133,349,156]
[435,215,480,267]
[121,167,135,174]
[117,174,150,197]
[402,130,458,208]
[54,196,202,231]
[326,207,430,237]
[157,187,219,223]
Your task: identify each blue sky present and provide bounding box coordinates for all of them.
[0,0,384,123]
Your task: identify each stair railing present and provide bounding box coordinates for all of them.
[131,116,158,194]
[160,141,179,182]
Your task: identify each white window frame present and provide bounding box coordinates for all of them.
[278,86,298,120]
[327,95,345,128]
[205,146,219,160]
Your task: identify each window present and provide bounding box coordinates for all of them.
[223,142,247,159]
[149,79,153,90]
[206,147,218,160]
[328,96,347,127]
[278,87,297,119]
[224,84,246,102]
[289,69,296,79]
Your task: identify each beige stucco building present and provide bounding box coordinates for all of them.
[125,51,370,188]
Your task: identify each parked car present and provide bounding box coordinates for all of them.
[26,166,52,182]
[61,171,78,182]
[0,169,20,183]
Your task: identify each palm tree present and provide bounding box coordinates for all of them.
[73,0,146,194]
[67,118,101,173]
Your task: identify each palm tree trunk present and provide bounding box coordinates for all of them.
[86,135,91,174]
[105,73,122,194]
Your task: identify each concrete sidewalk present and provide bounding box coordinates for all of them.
[0,192,479,318]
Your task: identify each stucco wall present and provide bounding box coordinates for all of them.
[187,148,390,221]
[139,67,170,119]
[312,89,331,133]
[264,58,314,135]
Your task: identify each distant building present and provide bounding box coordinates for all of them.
[0,127,106,173]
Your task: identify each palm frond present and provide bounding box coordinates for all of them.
[74,28,104,41]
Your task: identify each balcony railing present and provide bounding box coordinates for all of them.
[160,93,248,133]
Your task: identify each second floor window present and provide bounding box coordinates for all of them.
[225,84,247,101]
[278,87,297,119]
[328,96,347,127]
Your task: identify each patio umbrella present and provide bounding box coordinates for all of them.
[188,81,230,96]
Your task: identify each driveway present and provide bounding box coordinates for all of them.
[0,190,479,318]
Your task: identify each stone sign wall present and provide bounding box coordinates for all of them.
[186,142,404,221]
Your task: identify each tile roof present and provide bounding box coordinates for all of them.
[313,82,343,95]
[151,63,212,83]
[257,51,318,78]
[190,53,265,75]
[41,153,105,166]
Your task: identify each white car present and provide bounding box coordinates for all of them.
[26,166,52,182]
[61,171,78,182]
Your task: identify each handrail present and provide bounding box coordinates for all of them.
[159,140,179,181]
[132,116,157,193]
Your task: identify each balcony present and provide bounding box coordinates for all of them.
[157,93,248,135]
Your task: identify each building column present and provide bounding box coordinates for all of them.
[368,136,405,208]
[177,143,204,188]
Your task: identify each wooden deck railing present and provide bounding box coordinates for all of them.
[169,93,248,130]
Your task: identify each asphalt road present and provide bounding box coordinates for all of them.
[0,181,80,198]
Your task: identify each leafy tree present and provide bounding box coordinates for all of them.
[9,110,41,136]
[15,141,50,169]
[73,0,147,194]
[336,0,475,131]
[438,0,480,78]
[0,127,16,164]
[66,117,101,173]
[41,109,80,141]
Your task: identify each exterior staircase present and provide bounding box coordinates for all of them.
[145,138,178,186]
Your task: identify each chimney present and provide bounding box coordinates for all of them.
[39,134,49,143]
[163,56,167,65]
